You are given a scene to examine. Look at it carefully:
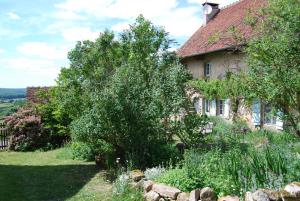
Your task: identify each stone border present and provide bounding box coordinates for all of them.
[129,170,300,201]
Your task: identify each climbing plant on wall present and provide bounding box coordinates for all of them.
[189,72,253,121]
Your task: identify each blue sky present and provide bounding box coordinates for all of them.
[0,0,237,88]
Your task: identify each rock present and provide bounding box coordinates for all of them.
[129,179,144,189]
[200,187,217,201]
[159,198,165,201]
[284,182,300,197]
[129,170,145,182]
[145,190,160,201]
[261,189,281,201]
[281,182,300,201]
[177,192,190,201]
[252,190,270,201]
[189,189,200,201]
[152,183,181,200]
[245,192,254,201]
[144,180,155,192]
[217,195,240,201]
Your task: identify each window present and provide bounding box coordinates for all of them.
[264,105,277,125]
[204,63,211,78]
[205,99,210,113]
[219,100,224,115]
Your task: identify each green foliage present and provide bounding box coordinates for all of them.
[156,119,300,197]
[189,72,253,121]
[156,168,200,192]
[208,32,220,44]
[5,97,70,151]
[176,113,209,148]
[189,79,226,100]
[70,142,95,161]
[111,172,143,201]
[246,0,300,136]
[36,88,71,145]
[56,16,190,168]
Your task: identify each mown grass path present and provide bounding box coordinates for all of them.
[0,149,112,201]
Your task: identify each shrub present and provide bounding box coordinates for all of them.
[176,113,209,148]
[5,108,49,151]
[144,166,166,181]
[70,141,95,161]
[111,173,143,201]
[156,168,201,192]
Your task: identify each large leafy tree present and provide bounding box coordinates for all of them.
[247,0,300,136]
[56,16,190,167]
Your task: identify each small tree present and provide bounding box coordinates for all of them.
[56,16,190,167]
[246,0,300,136]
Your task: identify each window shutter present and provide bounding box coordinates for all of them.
[210,99,217,116]
[224,99,230,118]
[252,100,260,125]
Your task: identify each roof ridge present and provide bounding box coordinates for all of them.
[220,0,244,10]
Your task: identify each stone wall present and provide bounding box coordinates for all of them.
[182,51,247,80]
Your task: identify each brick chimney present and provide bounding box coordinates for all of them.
[203,1,220,26]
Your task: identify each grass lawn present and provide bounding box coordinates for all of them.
[0,149,112,201]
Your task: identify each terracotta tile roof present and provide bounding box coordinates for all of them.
[178,0,266,58]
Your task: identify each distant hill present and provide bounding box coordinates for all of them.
[0,88,26,99]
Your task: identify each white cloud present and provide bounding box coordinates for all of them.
[55,0,202,37]
[17,42,69,60]
[7,11,20,20]
[0,57,60,77]
[53,10,85,20]
[112,22,130,32]
[0,49,4,54]
[61,27,100,42]
[153,7,202,37]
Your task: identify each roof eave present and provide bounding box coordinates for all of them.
[179,44,245,60]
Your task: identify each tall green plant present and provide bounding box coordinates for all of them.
[56,16,190,167]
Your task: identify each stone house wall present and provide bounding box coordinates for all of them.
[182,50,282,130]
[183,51,247,80]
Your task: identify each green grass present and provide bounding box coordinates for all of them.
[0,149,112,201]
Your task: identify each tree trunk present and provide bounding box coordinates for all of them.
[231,98,240,123]
[260,100,265,129]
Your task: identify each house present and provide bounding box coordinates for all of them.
[178,0,283,130]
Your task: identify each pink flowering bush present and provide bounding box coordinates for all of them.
[4,107,49,151]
